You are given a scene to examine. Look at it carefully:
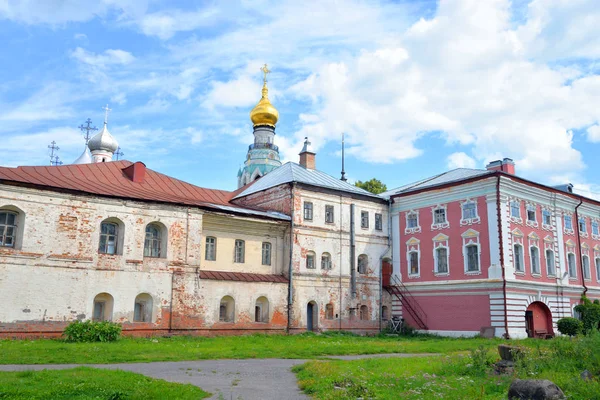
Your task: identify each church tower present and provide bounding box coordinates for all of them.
[237,64,282,188]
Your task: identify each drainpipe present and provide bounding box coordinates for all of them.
[350,204,356,299]
[287,183,296,332]
[496,175,510,339]
[378,199,392,332]
[339,194,343,331]
[574,198,588,296]
[169,270,174,333]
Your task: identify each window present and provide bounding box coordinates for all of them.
[466,245,479,272]
[325,303,334,320]
[596,258,600,281]
[527,209,536,223]
[375,213,383,231]
[381,306,389,321]
[407,213,418,228]
[255,297,269,323]
[99,221,119,254]
[93,293,114,322]
[462,202,477,220]
[546,249,555,276]
[0,211,17,248]
[262,242,272,265]
[219,296,235,322]
[325,205,334,223]
[234,239,245,263]
[564,215,573,230]
[510,201,521,218]
[357,254,368,274]
[579,218,587,233]
[542,210,552,226]
[359,305,369,320]
[144,224,162,258]
[361,211,369,228]
[133,293,153,322]
[583,255,591,280]
[303,202,313,220]
[530,247,540,275]
[435,247,448,274]
[568,253,577,278]
[409,251,419,275]
[321,252,332,270]
[593,221,599,236]
[205,236,217,261]
[514,244,524,272]
[306,251,316,269]
[434,208,447,224]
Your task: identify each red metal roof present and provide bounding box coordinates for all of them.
[199,270,288,283]
[0,160,241,208]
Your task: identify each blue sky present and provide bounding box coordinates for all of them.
[1,0,600,195]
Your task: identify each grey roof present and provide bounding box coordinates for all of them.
[234,162,381,200]
[206,203,290,221]
[381,168,493,198]
[72,147,92,164]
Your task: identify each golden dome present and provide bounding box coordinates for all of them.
[250,64,279,127]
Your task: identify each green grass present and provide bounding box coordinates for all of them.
[0,332,505,364]
[0,367,209,399]
[293,334,600,400]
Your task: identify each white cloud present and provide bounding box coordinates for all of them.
[447,152,477,169]
[137,8,220,40]
[587,125,600,142]
[71,47,135,67]
[74,33,87,40]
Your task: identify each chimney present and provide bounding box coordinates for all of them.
[299,137,316,169]
[122,161,146,183]
[486,158,515,175]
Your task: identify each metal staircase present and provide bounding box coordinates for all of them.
[384,275,428,330]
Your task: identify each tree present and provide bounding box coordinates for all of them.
[574,296,600,334]
[556,317,583,337]
[355,178,387,195]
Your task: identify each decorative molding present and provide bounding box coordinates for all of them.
[404,210,421,235]
[460,198,480,226]
[430,204,449,230]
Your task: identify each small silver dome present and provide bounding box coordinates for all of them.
[88,123,119,153]
[73,147,92,164]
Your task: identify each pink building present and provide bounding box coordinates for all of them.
[385,159,600,338]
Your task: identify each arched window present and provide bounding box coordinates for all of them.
[306,251,316,269]
[134,293,153,322]
[567,253,577,278]
[546,249,555,276]
[357,254,368,274]
[219,296,235,322]
[530,246,540,275]
[262,242,272,266]
[514,244,524,272]
[583,255,591,280]
[382,306,389,321]
[255,296,269,323]
[93,293,114,321]
[99,218,123,255]
[435,247,448,274]
[234,240,245,263]
[144,223,165,258]
[205,236,217,261]
[321,252,332,270]
[325,303,334,320]
[359,305,369,320]
[0,210,18,248]
[465,244,479,272]
[408,251,419,275]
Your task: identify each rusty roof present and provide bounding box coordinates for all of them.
[199,270,288,283]
[0,161,290,221]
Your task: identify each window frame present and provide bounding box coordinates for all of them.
[460,199,480,226]
[546,249,555,277]
[542,209,552,228]
[261,242,272,266]
[582,254,591,280]
[357,254,368,274]
[431,205,449,230]
[514,243,524,273]
[567,252,577,278]
[530,246,540,275]
[303,202,313,221]
[595,257,600,282]
[234,239,245,263]
[306,251,316,269]
[465,244,480,273]
[408,251,419,277]
[592,221,600,238]
[405,211,421,234]
[143,223,163,258]
[435,246,449,275]
[0,210,18,248]
[375,213,383,231]
[99,220,120,255]
[510,201,521,219]
[321,252,332,270]
[564,215,574,232]
[325,205,334,224]
[360,211,369,229]
[205,236,217,261]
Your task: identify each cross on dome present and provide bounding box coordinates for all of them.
[102,104,112,125]
[260,64,271,83]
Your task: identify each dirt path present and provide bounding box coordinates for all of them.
[0,353,438,400]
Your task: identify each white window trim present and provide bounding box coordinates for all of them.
[529,245,541,276]
[405,210,421,234]
[579,217,589,238]
[582,254,591,280]
[432,233,450,276]
[525,203,538,228]
[513,243,525,274]
[509,199,522,224]
[431,204,449,230]
[545,249,556,277]
[564,215,575,235]
[462,229,481,275]
[541,208,553,231]
[566,251,577,279]
[591,220,600,240]
[595,256,600,283]
[406,237,421,279]
[460,198,480,226]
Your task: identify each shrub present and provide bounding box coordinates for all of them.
[574,296,600,334]
[63,320,122,342]
[556,317,583,337]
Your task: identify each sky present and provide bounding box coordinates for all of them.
[1,0,600,195]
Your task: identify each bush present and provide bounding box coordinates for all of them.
[63,320,122,342]
[556,317,583,337]
[574,296,600,334]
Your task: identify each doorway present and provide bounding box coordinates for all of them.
[307,301,317,331]
[525,301,553,338]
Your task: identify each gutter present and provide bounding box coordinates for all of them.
[574,198,588,296]
[287,183,296,332]
[496,175,510,339]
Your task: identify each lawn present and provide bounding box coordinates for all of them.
[293,334,600,400]
[0,332,505,364]
[0,367,209,399]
